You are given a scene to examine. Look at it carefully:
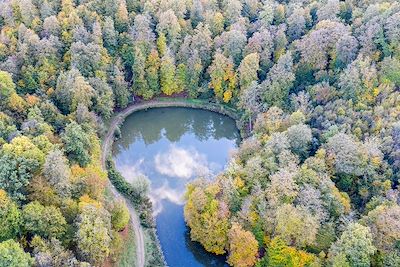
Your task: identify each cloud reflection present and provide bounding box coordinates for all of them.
[150,181,186,216]
[116,158,146,183]
[154,146,210,179]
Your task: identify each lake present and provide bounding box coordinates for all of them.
[112,107,240,267]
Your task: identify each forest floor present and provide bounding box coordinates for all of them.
[101,97,240,267]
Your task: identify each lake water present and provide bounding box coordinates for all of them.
[112,107,240,267]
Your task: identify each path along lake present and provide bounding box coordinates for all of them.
[112,107,240,267]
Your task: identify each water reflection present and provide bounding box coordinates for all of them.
[112,108,238,267]
[154,145,210,179]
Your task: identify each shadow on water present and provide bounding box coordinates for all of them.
[112,107,239,267]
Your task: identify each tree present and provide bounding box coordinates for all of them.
[115,0,129,31]
[111,65,130,109]
[184,184,229,254]
[2,136,45,165]
[239,81,264,129]
[325,133,367,176]
[111,200,130,231]
[361,204,400,252]
[145,49,161,97]
[222,0,242,26]
[275,204,320,248]
[317,0,340,21]
[266,237,318,267]
[227,222,258,267]
[208,52,237,103]
[0,190,21,241]
[0,155,38,202]
[31,236,81,267]
[102,17,117,55]
[61,121,91,167]
[43,149,71,198]
[380,56,400,86]
[89,77,114,119]
[70,41,103,77]
[185,50,203,98]
[0,71,15,101]
[132,47,149,98]
[0,239,33,267]
[215,29,247,66]
[338,56,378,103]
[22,202,66,239]
[297,20,352,72]
[156,10,181,49]
[160,52,177,96]
[238,53,259,90]
[261,52,295,108]
[55,69,95,113]
[287,7,306,41]
[328,223,376,267]
[286,124,312,159]
[131,14,156,50]
[76,204,111,265]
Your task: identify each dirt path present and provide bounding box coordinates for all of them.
[101,99,239,267]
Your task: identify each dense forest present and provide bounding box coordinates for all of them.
[0,0,399,266]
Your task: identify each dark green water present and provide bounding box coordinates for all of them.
[112,107,240,267]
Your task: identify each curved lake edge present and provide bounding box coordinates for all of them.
[102,98,244,267]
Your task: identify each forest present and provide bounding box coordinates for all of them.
[0,0,399,266]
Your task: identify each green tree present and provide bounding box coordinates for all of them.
[160,53,177,96]
[0,71,15,101]
[238,53,259,90]
[111,65,130,109]
[61,121,91,167]
[132,47,150,98]
[175,63,187,93]
[0,155,39,202]
[0,190,21,241]
[328,223,376,267]
[22,202,66,239]
[111,200,130,231]
[262,52,295,108]
[76,204,111,265]
[0,239,33,267]
[275,204,320,248]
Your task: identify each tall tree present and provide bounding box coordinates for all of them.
[261,52,295,108]
[160,52,177,96]
[238,53,260,91]
[0,190,21,241]
[208,52,237,103]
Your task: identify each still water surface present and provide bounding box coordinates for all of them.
[112,107,240,267]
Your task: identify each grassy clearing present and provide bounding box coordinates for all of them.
[117,224,137,267]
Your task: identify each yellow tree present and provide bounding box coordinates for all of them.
[227,222,258,267]
[208,51,237,103]
[184,184,229,254]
